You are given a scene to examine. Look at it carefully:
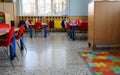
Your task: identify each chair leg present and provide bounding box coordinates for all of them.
[16,40,23,56]
[35,30,36,37]
[4,47,9,58]
[41,30,43,36]
[10,44,19,61]
[3,47,15,69]
[20,38,27,52]
[16,40,21,49]
[47,29,49,36]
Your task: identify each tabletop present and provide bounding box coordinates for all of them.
[0,28,19,36]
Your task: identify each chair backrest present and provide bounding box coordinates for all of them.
[16,25,24,40]
[80,22,88,32]
[66,22,71,30]
[0,24,10,28]
[5,26,15,46]
[75,19,81,25]
[33,22,43,30]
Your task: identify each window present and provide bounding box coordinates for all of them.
[53,0,66,15]
[21,0,67,16]
[22,0,36,15]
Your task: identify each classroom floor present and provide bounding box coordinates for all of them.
[0,32,119,75]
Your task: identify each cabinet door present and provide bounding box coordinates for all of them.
[0,3,3,12]
[94,2,120,44]
[110,2,120,44]
[94,2,113,44]
[3,3,14,20]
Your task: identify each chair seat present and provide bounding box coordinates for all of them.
[0,40,9,47]
[33,22,43,30]
[34,28,42,30]
[79,22,88,32]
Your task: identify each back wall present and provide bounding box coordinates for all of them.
[16,0,92,16]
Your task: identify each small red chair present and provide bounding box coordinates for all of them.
[0,24,11,39]
[80,22,88,33]
[77,21,88,39]
[66,22,71,36]
[0,27,15,68]
[75,19,82,31]
[0,24,10,28]
[75,19,81,26]
[16,25,27,54]
[66,22,71,31]
[33,22,43,36]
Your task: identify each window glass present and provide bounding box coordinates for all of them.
[21,0,66,16]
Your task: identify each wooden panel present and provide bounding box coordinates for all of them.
[0,12,10,25]
[13,3,16,26]
[88,2,94,45]
[94,1,120,44]
[69,16,88,21]
[110,2,120,44]
[88,1,120,50]
[0,3,16,26]
[0,3,3,12]
[16,16,88,25]
[94,2,112,44]
[5,13,10,25]
[3,3,14,20]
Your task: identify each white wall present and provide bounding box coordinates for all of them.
[68,0,90,16]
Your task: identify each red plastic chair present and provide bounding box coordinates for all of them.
[66,22,71,30]
[80,22,88,32]
[75,19,81,26]
[75,19,82,31]
[0,27,16,68]
[0,24,10,28]
[16,25,24,40]
[33,22,43,36]
[16,25,27,54]
[0,24,11,39]
[66,22,72,36]
[79,22,88,39]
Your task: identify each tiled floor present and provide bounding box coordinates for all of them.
[0,32,93,75]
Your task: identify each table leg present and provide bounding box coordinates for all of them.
[29,25,33,38]
[44,25,47,38]
[20,35,24,50]
[72,26,75,41]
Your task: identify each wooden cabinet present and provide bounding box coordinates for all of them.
[0,2,16,26]
[88,1,120,50]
